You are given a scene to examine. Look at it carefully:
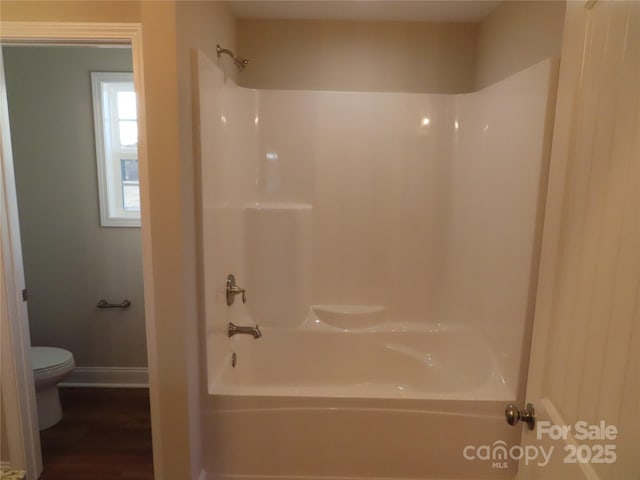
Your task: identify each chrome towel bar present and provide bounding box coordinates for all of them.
[97,299,131,309]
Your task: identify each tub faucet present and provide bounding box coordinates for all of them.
[228,322,262,339]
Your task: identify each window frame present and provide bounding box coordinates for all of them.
[91,71,140,227]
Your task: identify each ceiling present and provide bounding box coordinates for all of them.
[226,1,503,23]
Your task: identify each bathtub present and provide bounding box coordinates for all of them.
[212,317,511,401]
[203,316,521,479]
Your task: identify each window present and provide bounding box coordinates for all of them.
[91,72,140,227]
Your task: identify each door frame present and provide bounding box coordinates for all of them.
[0,22,155,479]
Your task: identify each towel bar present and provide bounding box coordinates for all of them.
[96,299,131,309]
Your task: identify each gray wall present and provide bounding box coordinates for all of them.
[3,46,146,368]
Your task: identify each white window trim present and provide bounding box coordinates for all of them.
[91,71,140,227]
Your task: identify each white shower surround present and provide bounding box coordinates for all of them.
[197,52,557,479]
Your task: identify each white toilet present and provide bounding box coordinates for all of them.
[31,346,75,430]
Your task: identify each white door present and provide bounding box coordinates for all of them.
[0,47,43,479]
[516,1,640,479]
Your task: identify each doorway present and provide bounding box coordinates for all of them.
[2,44,152,479]
[0,20,167,479]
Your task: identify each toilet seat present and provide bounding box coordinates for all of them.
[32,347,74,375]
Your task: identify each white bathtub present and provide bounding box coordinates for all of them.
[203,319,520,479]
[212,320,512,401]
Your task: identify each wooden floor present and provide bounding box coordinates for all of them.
[39,388,153,480]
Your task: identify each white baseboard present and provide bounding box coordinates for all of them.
[59,366,148,388]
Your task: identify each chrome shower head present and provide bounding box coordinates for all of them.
[217,44,249,72]
[234,56,249,72]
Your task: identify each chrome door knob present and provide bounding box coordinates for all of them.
[505,403,536,430]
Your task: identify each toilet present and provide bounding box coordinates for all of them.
[31,347,75,430]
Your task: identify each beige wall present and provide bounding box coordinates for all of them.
[475,0,566,89]
[237,18,478,93]
[236,2,566,94]
[137,3,198,479]
[0,0,140,23]
[3,46,146,368]
[174,0,237,476]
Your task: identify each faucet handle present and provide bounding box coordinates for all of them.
[226,274,247,306]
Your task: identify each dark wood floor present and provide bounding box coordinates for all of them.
[39,388,153,480]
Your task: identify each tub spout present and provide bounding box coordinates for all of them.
[228,322,262,339]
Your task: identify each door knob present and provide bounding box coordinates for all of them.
[505,403,535,430]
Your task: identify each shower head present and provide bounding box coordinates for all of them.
[234,56,249,72]
[217,44,249,72]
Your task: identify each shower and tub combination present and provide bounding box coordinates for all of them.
[197,46,558,479]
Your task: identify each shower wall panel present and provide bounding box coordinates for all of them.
[443,60,557,389]
[245,204,312,328]
[196,53,260,378]
[256,91,452,320]
[198,50,557,397]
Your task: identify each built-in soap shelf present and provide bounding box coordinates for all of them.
[311,305,385,329]
[244,202,312,211]
[244,202,312,327]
